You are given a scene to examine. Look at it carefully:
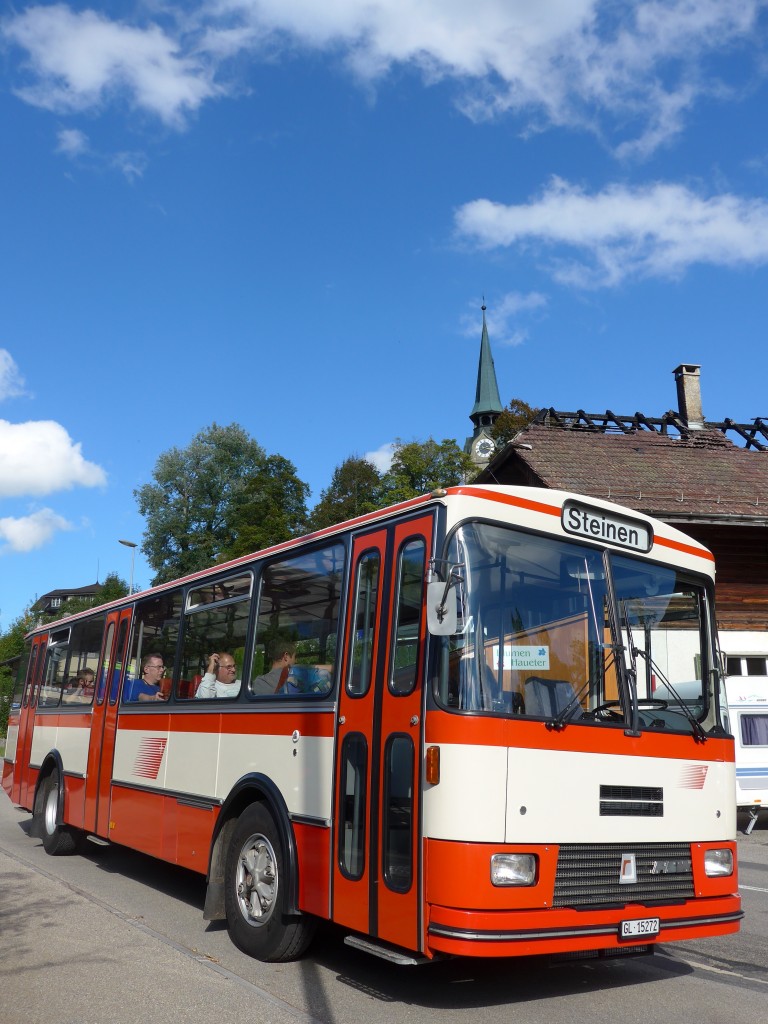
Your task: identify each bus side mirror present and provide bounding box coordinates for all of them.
[426,581,458,636]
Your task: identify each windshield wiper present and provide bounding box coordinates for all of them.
[631,646,707,742]
[548,679,591,730]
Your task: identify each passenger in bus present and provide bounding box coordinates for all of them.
[126,654,168,702]
[195,652,241,699]
[251,640,297,695]
[63,669,95,701]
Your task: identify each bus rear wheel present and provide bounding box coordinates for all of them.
[36,771,77,856]
[223,803,315,962]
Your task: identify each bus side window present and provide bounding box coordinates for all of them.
[124,591,181,704]
[249,543,345,699]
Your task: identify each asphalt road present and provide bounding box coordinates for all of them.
[2,792,767,1024]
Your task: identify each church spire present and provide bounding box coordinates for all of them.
[469,303,503,425]
[465,303,504,469]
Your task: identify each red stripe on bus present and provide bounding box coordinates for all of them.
[425,711,733,762]
[449,486,562,519]
[654,534,715,562]
[116,711,335,737]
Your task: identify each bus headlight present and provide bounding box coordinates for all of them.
[490,853,537,887]
[704,848,734,877]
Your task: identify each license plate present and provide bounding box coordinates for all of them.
[619,917,660,939]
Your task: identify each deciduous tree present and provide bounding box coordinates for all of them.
[135,423,309,584]
[308,456,383,531]
[380,438,475,504]
[490,398,539,448]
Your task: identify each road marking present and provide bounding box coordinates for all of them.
[741,884,768,893]
[657,950,768,987]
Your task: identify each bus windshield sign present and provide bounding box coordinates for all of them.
[562,500,652,553]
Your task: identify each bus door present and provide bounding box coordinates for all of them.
[14,633,48,807]
[84,609,132,837]
[333,515,432,953]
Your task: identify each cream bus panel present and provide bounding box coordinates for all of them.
[113,727,335,821]
[423,743,735,843]
[422,743,509,842]
[30,724,89,776]
[504,747,735,843]
[4,724,18,762]
[442,487,714,579]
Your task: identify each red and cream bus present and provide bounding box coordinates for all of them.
[2,486,741,964]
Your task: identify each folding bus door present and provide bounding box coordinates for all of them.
[84,608,131,837]
[14,633,48,807]
[333,514,432,954]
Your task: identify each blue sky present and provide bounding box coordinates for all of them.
[1,1,768,627]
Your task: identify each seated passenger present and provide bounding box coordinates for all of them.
[63,669,95,702]
[125,654,168,702]
[195,652,241,699]
[252,641,297,695]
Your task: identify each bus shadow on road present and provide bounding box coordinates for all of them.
[301,926,694,1012]
[75,835,209,912]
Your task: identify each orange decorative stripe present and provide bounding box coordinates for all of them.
[654,534,715,562]
[449,486,562,519]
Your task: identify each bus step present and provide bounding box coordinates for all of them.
[343,935,437,966]
[84,834,111,847]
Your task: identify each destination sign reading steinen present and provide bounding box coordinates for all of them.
[562,500,653,553]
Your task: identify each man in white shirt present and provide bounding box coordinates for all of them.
[195,652,241,699]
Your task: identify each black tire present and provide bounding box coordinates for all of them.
[36,772,77,856]
[223,802,315,962]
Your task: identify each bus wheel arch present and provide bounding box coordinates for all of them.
[206,776,315,962]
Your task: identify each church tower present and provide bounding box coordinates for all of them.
[465,303,503,470]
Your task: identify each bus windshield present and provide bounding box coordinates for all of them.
[434,522,713,732]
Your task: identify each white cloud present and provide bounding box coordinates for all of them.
[112,150,148,182]
[0,419,107,498]
[0,350,26,401]
[2,1,765,152]
[3,4,220,127]
[55,126,88,156]
[364,442,396,473]
[455,178,768,287]
[462,292,548,347]
[0,508,73,554]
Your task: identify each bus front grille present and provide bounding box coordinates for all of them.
[553,843,694,907]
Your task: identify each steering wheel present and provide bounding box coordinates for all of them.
[590,697,669,721]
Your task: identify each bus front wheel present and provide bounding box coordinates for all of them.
[36,772,76,856]
[223,802,315,962]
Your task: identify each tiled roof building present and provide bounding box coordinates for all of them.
[32,582,103,616]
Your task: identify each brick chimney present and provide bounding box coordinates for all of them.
[673,363,704,430]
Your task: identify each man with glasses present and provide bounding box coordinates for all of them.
[195,652,241,699]
[127,654,168,702]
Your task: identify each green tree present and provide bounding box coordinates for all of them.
[225,454,309,559]
[98,571,131,605]
[308,456,383,531]
[380,438,475,504]
[135,423,309,584]
[0,606,36,737]
[490,398,539,448]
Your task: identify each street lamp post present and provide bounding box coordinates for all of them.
[118,539,138,594]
